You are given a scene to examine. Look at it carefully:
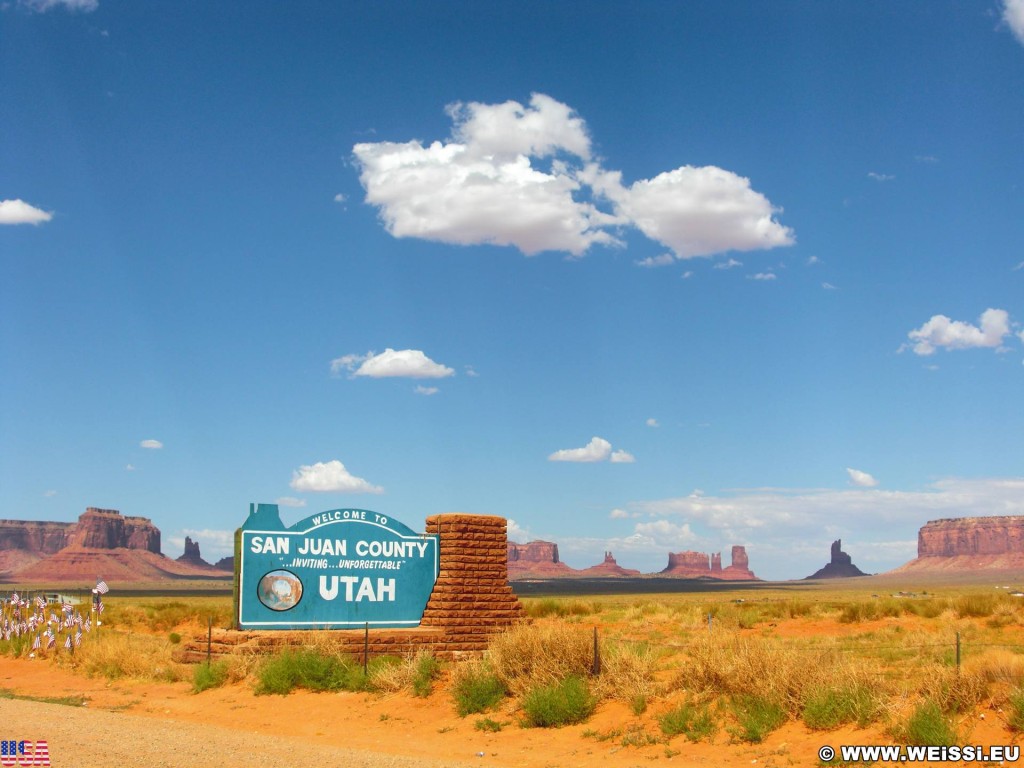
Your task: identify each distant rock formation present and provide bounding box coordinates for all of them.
[507,540,575,578]
[507,540,756,580]
[576,552,641,578]
[805,539,868,579]
[661,545,757,580]
[176,536,213,568]
[2,508,231,582]
[893,516,1024,572]
[215,556,235,572]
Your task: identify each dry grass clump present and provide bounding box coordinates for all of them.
[57,631,186,682]
[592,641,660,706]
[919,665,988,713]
[962,648,1024,685]
[678,635,811,714]
[487,623,595,696]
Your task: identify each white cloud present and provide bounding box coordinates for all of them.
[548,436,634,464]
[593,165,794,258]
[609,508,636,519]
[140,439,163,450]
[867,172,895,182]
[905,308,1012,355]
[507,518,531,543]
[414,385,439,396]
[748,272,777,281]
[806,255,820,265]
[354,93,793,259]
[846,468,878,488]
[275,496,307,508]
[42,490,57,498]
[714,258,742,270]
[125,464,136,472]
[633,519,698,547]
[681,270,693,279]
[0,199,53,225]
[17,0,98,12]
[333,193,347,204]
[822,282,837,290]
[548,436,612,463]
[635,253,675,268]
[646,418,659,428]
[331,348,455,379]
[1004,0,1024,45]
[290,459,383,494]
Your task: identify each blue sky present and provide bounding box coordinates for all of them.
[2,1,1023,581]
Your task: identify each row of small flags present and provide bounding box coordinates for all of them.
[2,580,107,655]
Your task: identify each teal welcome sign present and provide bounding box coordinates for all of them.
[237,503,439,629]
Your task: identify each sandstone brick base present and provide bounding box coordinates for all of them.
[175,514,525,663]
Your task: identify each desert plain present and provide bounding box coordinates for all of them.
[4,572,1024,768]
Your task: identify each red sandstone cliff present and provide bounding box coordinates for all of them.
[893,516,1024,572]
[660,545,757,580]
[576,552,641,578]
[507,541,575,578]
[3,508,230,583]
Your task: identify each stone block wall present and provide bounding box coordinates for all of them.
[176,513,524,663]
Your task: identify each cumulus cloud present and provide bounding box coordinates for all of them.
[748,272,777,281]
[867,172,895,182]
[17,0,97,11]
[846,468,878,487]
[1005,0,1024,45]
[0,199,53,225]
[905,308,1012,355]
[414,385,439,396]
[646,418,659,428]
[275,496,307,508]
[714,258,742,270]
[548,436,612,462]
[290,459,383,494]
[548,436,634,463]
[331,348,455,379]
[353,93,793,259]
[171,528,235,560]
[140,439,163,450]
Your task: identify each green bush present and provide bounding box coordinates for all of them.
[192,660,231,693]
[254,649,365,695]
[1008,687,1024,732]
[452,666,507,716]
[728,695,787,743]
[902,700,958,746]
[659,701,717,742]
[412,653,441,698]
[520,675,597,728]
[474,717,504,732]
[802,684,879,729]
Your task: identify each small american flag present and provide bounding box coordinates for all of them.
[63,634,72,650]
[32,634,40,650]
[46,632,56,649]
[74,627,82,647]
[9,592,19,604]
[94,580,109,595]
[34,596,46,609]
[96,601,104,614]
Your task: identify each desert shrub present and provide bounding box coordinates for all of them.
[192,660,231,693]
[254,649,368,695]
[659,701,717,742]
[899,700,958,746]
[0,635,30,659]
[168,632,182,644]
[520,675,597,728]
[487,623,595,696]
[523,598,597,619]
[57,631,185,682]
[920,666,987,714]
[104,598,234,633]
[593,641,659,704]
[802,682,880,729]
[451,660,507,716]
[474,717,504,732]
[412,652,441,697]
[680,636,810,714]
[728,695,787,743]
[955,594,999,619]
[962,649,1024,685]
[1007,687,1024,732]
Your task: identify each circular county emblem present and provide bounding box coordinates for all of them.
[257,569,303,611]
